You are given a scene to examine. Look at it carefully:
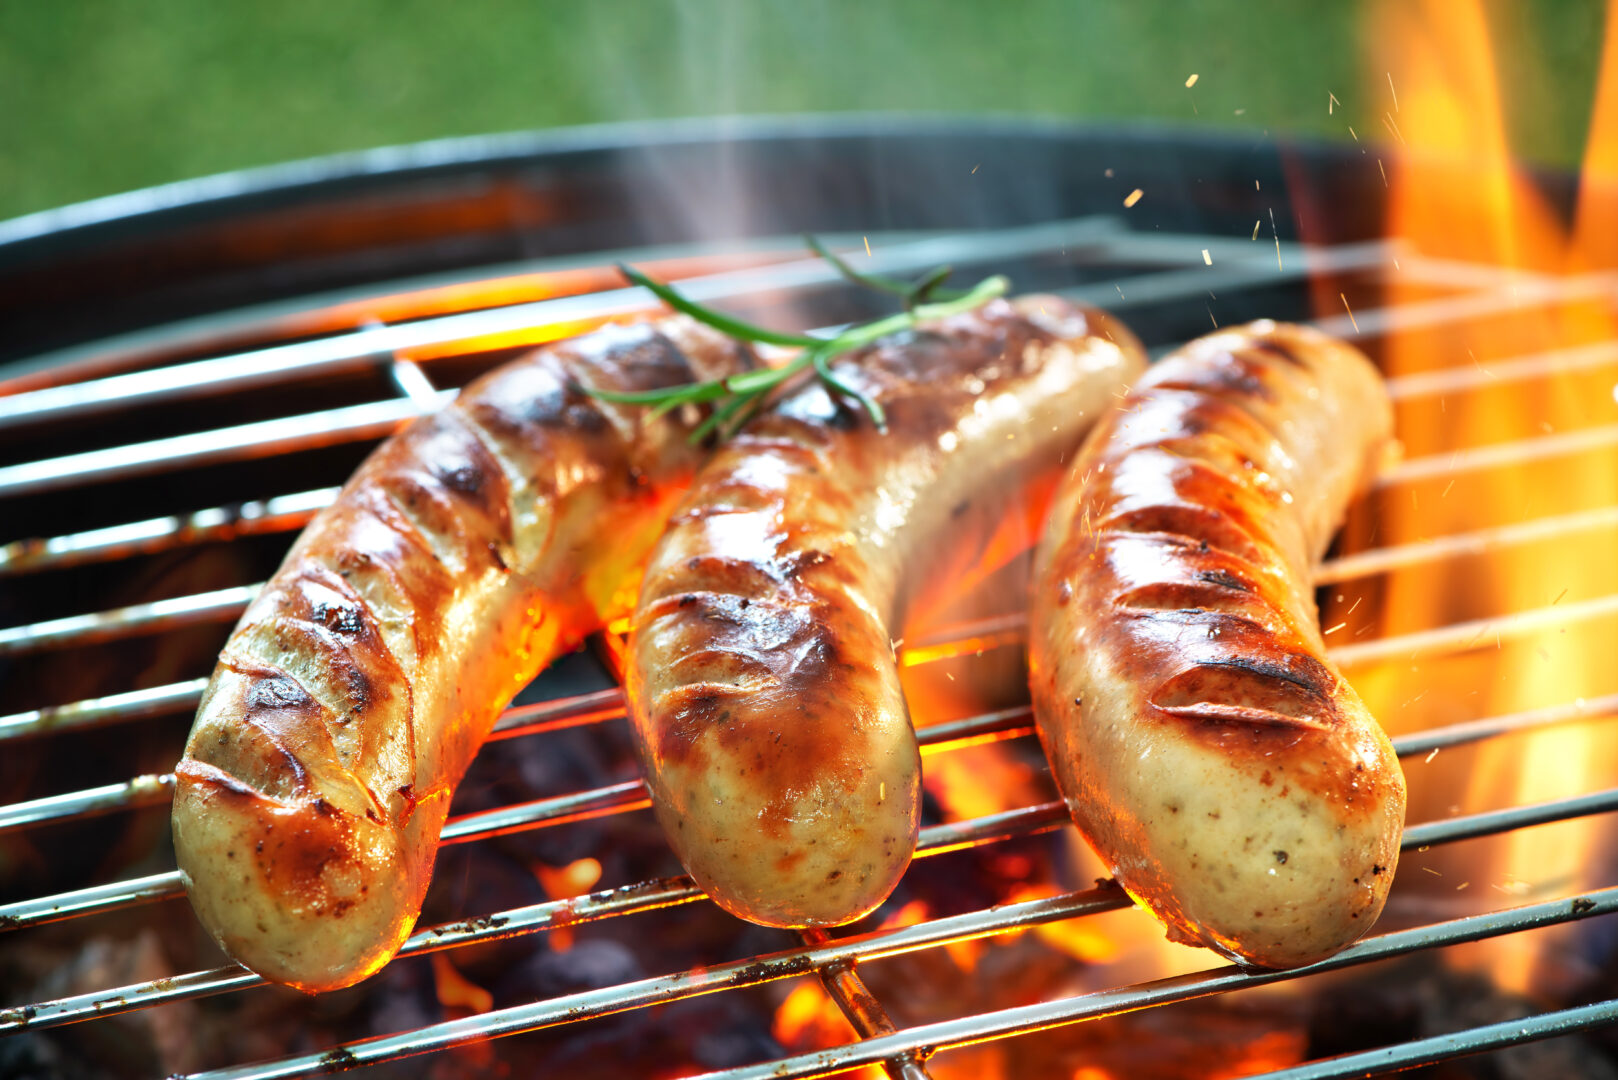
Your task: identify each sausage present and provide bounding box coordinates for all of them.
[627,296,1146,927]
[172,318,756,992]
[1029,320,1404,968]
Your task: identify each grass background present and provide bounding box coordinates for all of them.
[0,0,1609,222]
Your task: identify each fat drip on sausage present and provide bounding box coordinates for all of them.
[1029,320,1405,969]
[628,296,1146,928]
[172,318,755,992]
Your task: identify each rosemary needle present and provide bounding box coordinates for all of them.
[802,234,967,308]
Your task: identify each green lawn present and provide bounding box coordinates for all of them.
[0,0,1606,222]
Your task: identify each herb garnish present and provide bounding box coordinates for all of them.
[581,239,1009,442]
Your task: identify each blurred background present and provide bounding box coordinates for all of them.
[0,0,1606,222]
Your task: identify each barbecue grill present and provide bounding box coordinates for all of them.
[3,115,1617,1079]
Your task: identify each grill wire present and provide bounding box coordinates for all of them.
[3,214,1617,1078]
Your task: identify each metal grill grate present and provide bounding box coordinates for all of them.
[3,199,1618,1079]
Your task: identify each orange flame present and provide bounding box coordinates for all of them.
[770,982,885,1080]
[532,856,603,952]
[1344,0,1618,996]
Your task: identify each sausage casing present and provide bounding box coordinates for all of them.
[1030,320,1405,968]
[628,296,1146,927]
[172,319,754,991]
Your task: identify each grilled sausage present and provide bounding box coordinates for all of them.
[172,318,755,992]
[628,296,1146,927]
[1029,320,1404,968]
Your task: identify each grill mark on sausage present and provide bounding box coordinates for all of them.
[1197,568,1255,593]
[1196,656,1333,700]
[1245,338,1311,368]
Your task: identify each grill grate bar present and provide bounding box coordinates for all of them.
[0,804,1084,1032]
[1316,503,1618,585]
[172,887,1138,1080]
[1245,998,1618,1080]
[1391,691,1618,756]
[7,763,1601,935]
[9,466,1615,658]
[1402,787,1618,848]
[386,356,440,407]
[1328,591,1618,668]
[1375,421,1618,489]
[0,773,173,836]
[0,677,208,742]
[0,608,1028,743]
[6,774,1612,1036]
[0,393,453,499]
[1062,239,1396,311]
[1308,270,1618,342]
[0,219,1129,428]
[1384,338,1618,401]
[0,584,258,657]
[0,487,338,577]
[798,926,935,1080]
[686,888,1618,1080]
[11,479,1617,661]
[7,667,1616,840]
[173,886,1618,1080]
[0,236,1390,503]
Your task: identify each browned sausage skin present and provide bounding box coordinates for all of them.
[173,319,755,992]
[628,296,1146,928]
[1029,320,1404,969]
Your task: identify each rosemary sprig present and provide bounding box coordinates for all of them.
[582,256,1009,441]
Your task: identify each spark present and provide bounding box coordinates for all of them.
[1378,159,1388,187]
[1251,219,1261,240]
[1255,179,1261,191]
[1457,882,1470,891]
[1553,587,1569,605]
[1116,284,1126,299]
[1388,71,1399,110]
[1422,866,1442,876]
[1124,188,1144,208]
[1425,747,1440,763]
[1329,90,1340,114]
[971,163,980,174]
[863,236,872,257]
[1234,108,1246,115]
[1208,306,1219,329]
[1202,248,1212,265]
[1185,73,1199,88]
[1346,595,1363,616]
[1324,621,1347,635]
[1340,292,1359,332]
[1348,125,1359,142]
[1441,477,1456,498]
[1270,208,1281,270]
[1383,112,1407,146]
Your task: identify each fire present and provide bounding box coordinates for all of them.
[770,982,884,1080]
[1336,0,1618,995]
[532,856,603,952]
